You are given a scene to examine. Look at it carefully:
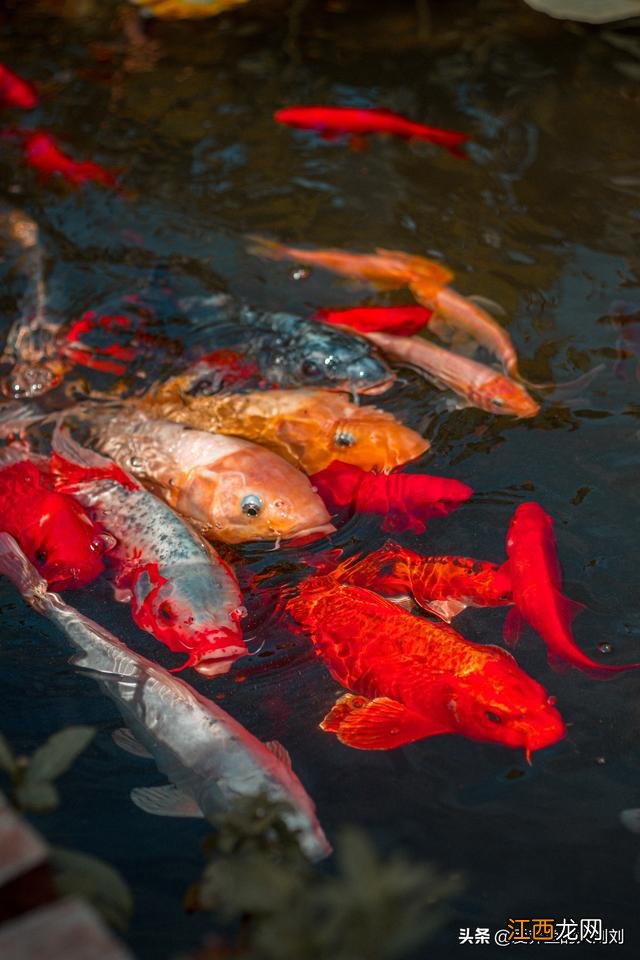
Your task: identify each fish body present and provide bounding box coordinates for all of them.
[50,428,247,676]
[505,503,640,676]
[0,457,106,590]
[365,330,539,417]
[82,406,335,544]
[274,106,470,155]
[0,532,330,862]
[314,305,433,337]
[310,460,472,534]
[130,0,251,18]
[139,385,429,474]
[20,132,117,188]
[0,64,38,110]
[286,573,565,754]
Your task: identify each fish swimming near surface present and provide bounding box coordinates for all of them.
[309,461,472,534]
[0,532,330,862]
[77,404,335,545]
[0,453,109,590]
[314,305,433,337]
[129,0,252,18]
[274,106,470,156]
[139,383,429,475]
[46,424,249,676]
[505,502,640,677]
[286,563,566,758]
[0,64,38,110]
[5,130,118,189]
[364,330,539,417]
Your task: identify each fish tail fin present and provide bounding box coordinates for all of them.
[50,423,137,491]
[246,234,290,262]
[0,532,49,606]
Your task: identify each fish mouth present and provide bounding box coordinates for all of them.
[355,376,396,396]
[193,644,247,677]
[282,522,336,546]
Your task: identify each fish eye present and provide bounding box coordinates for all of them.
[334,431,356,447]
[301,360,322,379]
[241,494,263,518]
[485,710,503,724]
[35,548,48,565]
[158,601,177,622]
[491,397,505,408]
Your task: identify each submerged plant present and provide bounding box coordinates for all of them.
[185,794,462,960]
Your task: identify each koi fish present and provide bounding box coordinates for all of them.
[0,532,330,862]
[18,131,118,188]
[314,305,433,337]
[505,502,640,677]
[341,541,512,622]
[139,384,429,475]
[0,64,38,110]
[0,454,108,590]
[274,106,470,156]
[49,425,248,676]
[286,568,565,756]
[364,330,539,417]
[129,0,251,19]
[309,461,473,534]
[79,404,335,545]
[250,239,532,383]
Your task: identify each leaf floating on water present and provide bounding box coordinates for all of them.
[26,725,96,784]
[50,846,134,932]
[523,0,640,23]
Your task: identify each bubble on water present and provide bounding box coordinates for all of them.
[598,642,613,654]
[130,456,142,470]
[290,267,310,281]
[596,756,607,765]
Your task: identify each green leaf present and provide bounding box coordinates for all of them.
[14,780,60,813]
[26,726,96,785]
[50,846,133,932]
[0,732,16,775]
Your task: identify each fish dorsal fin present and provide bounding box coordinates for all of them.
[265,740,292,769]
[320,693,451,750]
[421,598,468,622]
[51,424,137,490]
[503,606,525,648]
[130,785,203,819]
[112,727,153,759]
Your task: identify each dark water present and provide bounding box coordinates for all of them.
[2,0,640,956]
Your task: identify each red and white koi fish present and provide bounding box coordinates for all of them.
[274,106,470,156]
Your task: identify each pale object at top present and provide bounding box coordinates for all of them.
[524,0,640,23]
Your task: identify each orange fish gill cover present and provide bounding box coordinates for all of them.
[286,574,565,755]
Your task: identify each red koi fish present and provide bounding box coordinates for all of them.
[286,569,565,756]
[20,131,118,188]
[0,64,38,110]
[310,460,472,534]
[274,106,470,156]
[314,305,432,337]
[505,502,640,677]
[342,541,512,621]
[0,456,109,590]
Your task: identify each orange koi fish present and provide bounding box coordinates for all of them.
[365,330,539,417]
[0,64,38,110]
[505,503,640,677]
[274,106,470,156]
[341,541,512,621]
[314,305,433,337]
[139,384,429,475]
[129,0,251,18]
[310,461,472,534]
[286,569,565,755]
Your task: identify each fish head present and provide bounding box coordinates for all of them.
[176,446,335,544]
[130,565,247,675]
[477,375,539,418]
[451,652,566,754]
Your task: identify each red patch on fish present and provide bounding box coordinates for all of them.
[314,304,433,336]
[0,64,38,110]
[61,312,138,376]
[50,452,139,493]
[275,106,470,156]
[310,460,473,533]
[505,502,640,677]
[0,459,107,589]
[17,131,118,188]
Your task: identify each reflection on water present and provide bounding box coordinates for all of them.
[2,0,640,956]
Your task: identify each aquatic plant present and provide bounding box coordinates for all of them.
[0,726,133,931]
[185,793,462,960]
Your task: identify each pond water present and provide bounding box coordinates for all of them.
[2,0,640,956]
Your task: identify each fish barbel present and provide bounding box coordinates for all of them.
[139,384,429,475]
[79,405,335,544]
[0,532,330,862]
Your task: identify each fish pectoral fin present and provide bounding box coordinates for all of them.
[420,598,468,622]
[503,606,526,648]
[265,740,292,769]
[554,590,586,625]
[112,727,153,759]
[320,693,447,750]
[130,785,203,819]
